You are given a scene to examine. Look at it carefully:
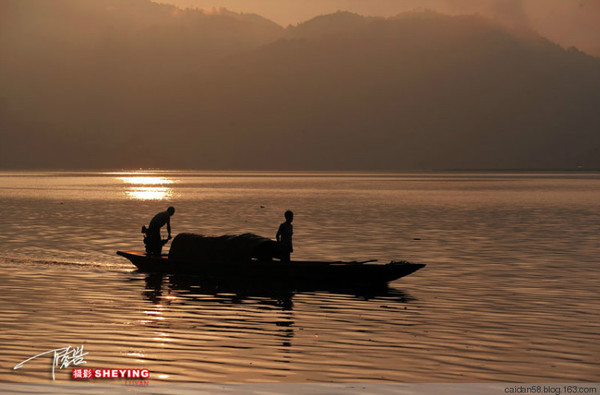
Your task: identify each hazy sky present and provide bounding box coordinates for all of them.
[156,0,600,56]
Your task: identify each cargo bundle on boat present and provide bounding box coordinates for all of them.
[168,233,278,262]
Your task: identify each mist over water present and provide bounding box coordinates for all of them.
[1,171,599,382]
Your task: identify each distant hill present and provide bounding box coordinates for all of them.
[1,1,599,170]
[285,11,379,40]
[0,0,282,76]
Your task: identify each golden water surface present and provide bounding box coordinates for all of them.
[0,171,598,382]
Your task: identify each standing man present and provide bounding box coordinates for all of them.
[276,210,294,263]
[142,206,175,256]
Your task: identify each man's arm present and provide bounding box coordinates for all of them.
[166,218,171,238]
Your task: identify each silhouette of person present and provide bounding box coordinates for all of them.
[276,210,294,263]
[142,206,175,256]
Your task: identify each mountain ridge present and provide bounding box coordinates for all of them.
[1,0,599,170]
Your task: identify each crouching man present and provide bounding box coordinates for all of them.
[142,206,175,256]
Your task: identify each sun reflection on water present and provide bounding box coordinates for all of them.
[119,176,174,185]
[118,175,174,200]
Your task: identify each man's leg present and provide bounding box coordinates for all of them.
[146,227,162,256]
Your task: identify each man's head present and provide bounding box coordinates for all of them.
[284,210,293,223]
[167,206,175,216]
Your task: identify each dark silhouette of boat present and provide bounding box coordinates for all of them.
[118,233,425,288]
[116,250,425,288]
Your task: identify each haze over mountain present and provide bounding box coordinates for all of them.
[159,0,600,58]
[1,0,599,170]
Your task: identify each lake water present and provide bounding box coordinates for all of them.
[1,171,599,383]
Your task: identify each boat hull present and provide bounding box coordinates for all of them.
[117,251,425,288]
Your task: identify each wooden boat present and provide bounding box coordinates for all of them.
[116,250,425,288]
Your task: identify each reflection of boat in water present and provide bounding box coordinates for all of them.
[141,272,297,307]
[141,272,415,308]
[118,250,425,289]
[118,232,426,290]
